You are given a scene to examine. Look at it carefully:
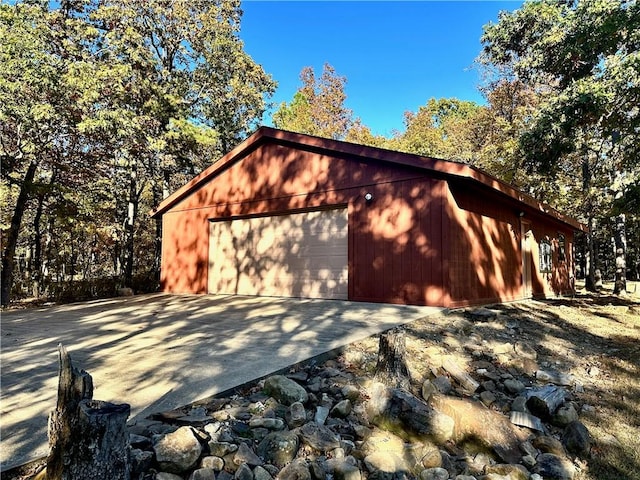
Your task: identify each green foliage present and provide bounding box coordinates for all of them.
[344,119,390,148]
[389,98,488,164]
[481,0,639,182]
[480,0,640,286]
[273,63,353,140]
[273,92,316,138]
[1,0,275,304]
[476,79,539,185]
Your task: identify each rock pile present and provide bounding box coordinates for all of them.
[127,308,592,480]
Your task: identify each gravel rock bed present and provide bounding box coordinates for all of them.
[126,305,600,480]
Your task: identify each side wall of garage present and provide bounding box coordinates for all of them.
[445,180,575,306]
[526,217,576,298]
[445,180,523,306]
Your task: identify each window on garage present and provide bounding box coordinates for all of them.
[539,239,552,273]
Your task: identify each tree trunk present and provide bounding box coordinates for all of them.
[123,161,138,288]
[46,345,130,480]
[576,232,586,280]
[32,190,46,297]
[153,217,162,285]
[582,157,597,292]
[585,216,597,291]
[31,171,58,297]
[42,214,56,294]
[153,175,167,284]
[1,160,38,307]
[375,328,411,390]
[613,213,627,294]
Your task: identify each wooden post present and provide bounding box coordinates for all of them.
[375,328,411,390]
[45,345,131,480]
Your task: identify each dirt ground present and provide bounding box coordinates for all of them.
[346,282,640,480]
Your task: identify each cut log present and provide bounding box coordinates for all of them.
[430,394,522,464]
[525,385,567,419]
[374,328,411,389]
[535,369,573,386]
[367,385,455,444]
[441,356,479,393]
[46,344,131,480]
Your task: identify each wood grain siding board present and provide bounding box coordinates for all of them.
[161,208,211,294]
[347,201,356,301]
[167,144,426,216]
[430,181,444,304]
[409,199,423,303]
[526,220,575,297]
[348,176,449,305]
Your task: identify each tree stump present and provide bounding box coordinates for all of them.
[374,328,411,389]
[45,344,131,480]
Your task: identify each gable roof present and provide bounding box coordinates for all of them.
[151,126,585,231]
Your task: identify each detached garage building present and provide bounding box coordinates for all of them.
[152,127,583,307]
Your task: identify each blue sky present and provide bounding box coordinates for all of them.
[240,1,524,136]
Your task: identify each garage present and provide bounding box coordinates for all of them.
[153,127,582,307]
[207,208,348,299]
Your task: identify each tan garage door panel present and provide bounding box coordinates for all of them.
[208,208,348,299]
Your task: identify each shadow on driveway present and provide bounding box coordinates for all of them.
[0,293,440,471]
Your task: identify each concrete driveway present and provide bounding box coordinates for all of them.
[0,294,440,471]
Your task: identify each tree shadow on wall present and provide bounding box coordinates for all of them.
[209,208,348,300]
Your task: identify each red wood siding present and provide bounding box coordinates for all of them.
[161,143,452,305]
[527,219,575,297]
[446,181,523,306]
[350,177,448,305]
[445,180,574,306]
[159,139,576,307]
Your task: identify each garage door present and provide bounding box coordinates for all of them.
[208,208,348,299]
